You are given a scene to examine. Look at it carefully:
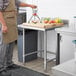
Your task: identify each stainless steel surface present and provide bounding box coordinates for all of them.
[44,31,47,70]
[23,28,25,63]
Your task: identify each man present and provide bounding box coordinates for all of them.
[0,0,37,72]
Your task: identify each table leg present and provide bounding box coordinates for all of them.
[23,28,25,63]
[40,31,42,57]
[44,31,47,70]
[56,33,60,65]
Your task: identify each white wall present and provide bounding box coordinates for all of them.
[38,0,76,17]
[38,0,76,28]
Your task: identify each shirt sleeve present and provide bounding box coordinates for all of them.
[0,0,9,11]
[15,0,21,7]
[0,0,3,11]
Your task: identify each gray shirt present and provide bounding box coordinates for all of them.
[0,0,21,11]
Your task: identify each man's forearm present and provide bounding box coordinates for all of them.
[19,3,37,8]
[0,12,8,33]
[19,3,32,7]
[0,12,6,26]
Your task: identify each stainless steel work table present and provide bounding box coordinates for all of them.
[18,23,63,70]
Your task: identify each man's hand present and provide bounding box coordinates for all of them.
[30,5,37,9]
[19,3,37,9]
[2,24,8,33]
[0,12,8,33]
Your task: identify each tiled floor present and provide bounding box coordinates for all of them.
[13,44,56,76]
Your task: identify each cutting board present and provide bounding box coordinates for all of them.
[23,23,64,29]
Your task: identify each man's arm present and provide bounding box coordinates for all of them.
[0,12,8,33]
[0,0,9,33]
[16,0,37,9]
[19,3,37,9]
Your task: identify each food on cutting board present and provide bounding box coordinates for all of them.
[54,18,63,23]
[43,18,50,24]
[29,17,63,27]
[48,20,56,24]
[42,17,63,24]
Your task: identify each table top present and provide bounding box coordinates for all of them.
[18,23,64,31]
